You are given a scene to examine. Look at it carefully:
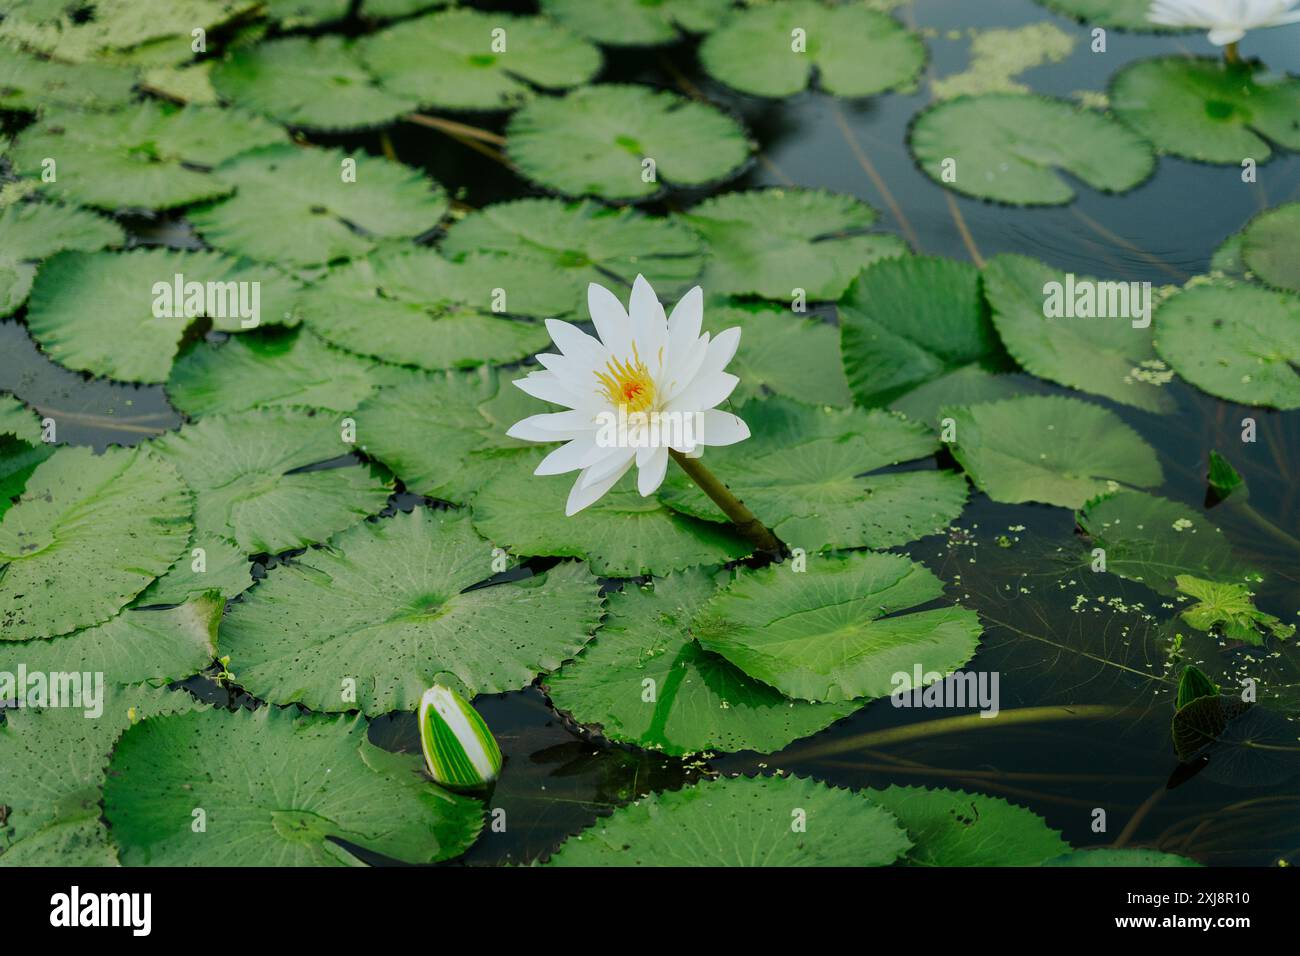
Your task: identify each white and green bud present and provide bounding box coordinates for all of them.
[418,684,502,791]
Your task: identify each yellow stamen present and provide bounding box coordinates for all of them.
[594,343,656,414]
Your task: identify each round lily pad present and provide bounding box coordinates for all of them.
[150,408,391,555]
[545,774,912,866]
[546,570,862,756]
[505,84,751,201]
[943,394,1164,508]
[1044,848,1201,866]
[839,255,1003,406]
[211,35,418,131]
[440,197,706,311]
[539,0,732,46]
[190,144,449,267]
[693,550,982,702]
[681,188,905,300]
[296,247,572,370]
[360,9,601,111]
[0,201,123,316]
[0,46,137,111]
[909,92,1154,205]
[1033,0,1188,30]
[1153,283,1300,409]
[221,507,603,714]
[707,302,852,406]
[700,1,924,98]
[9,103,286,210]
[0,445,191,641]
[103,706,484,866]
[1240,202,1300,292]
[1110,58,1300,165]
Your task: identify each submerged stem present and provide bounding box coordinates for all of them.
[668,450,782,555]
[1224,41,1241,64]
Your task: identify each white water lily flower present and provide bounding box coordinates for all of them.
[1148,0,1300,45]
[507,275,750,515]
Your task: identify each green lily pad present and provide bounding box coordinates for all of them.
[0,45,138,111]
[222,508,602,714]
[103,705,484,865]
[297,247,572,370]
[909,92,1154,205]
[353,366,536,503]
[440,197,706,311]
[190,144,449,267]
[1176,574,1294,645]
[360,9,601,111]
[470,450,752,577]
[167,326,419,418]
[1032,0,1190,29]
[682,188,905,301]
[25,248,302,384]
[211,35,418,130]
[150,408,390,555]
[658,397,968,553]
[1044,848,1202,866]
[505,84,751,201]
[539,0,731,46]
[699,1,924,98]
[944,395,1163,508]
[0,394,44,445]
[707,302,852,406]
[889,367,1044,425]
[1240,202,1300,292]
[546,570,862,756]
[839,255,1003,407]
[867,786,1070,866]
[266,0,352,27]
[0,445,190,640]
[1110,58,1300,165]
[982,253,1174,412]
[544,774,911,866]
[9,103,285,211]
[1153,283,1300,409]
[1077,490,1259,597]
[0,201,124,316]
[136,534,254,604]
[694,550,981,702]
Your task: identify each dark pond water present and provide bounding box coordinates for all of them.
[2,0,1297,865]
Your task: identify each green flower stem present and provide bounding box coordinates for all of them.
[668,450,782,554]
[1224,41,1240,64]
[1230,500,1300,553]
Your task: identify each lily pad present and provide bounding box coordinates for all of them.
[1033,0,1186,30]
[839,255,1003,406]
[0,201,124,316]
[943,395,1163,508]
[353,367,536,503]
[190,145,449,267]
[707,302,852,406]
[25,249,302,384]
[1044,848,1202,866]
[1110,58,1300,165]
[505,84,751,201]
[658,397,968,553]
[440,198,706,311]
[889,367,1044,424]
[222,508,602,714]
[9,103,286,211]
[909,93,1154,205]
[470,449,752,577]
[211,35,417,131]
[681,188,906,301]
[1077,490,1259,597]
[539,0,732,46]
[136,534,255,604]
[867,786,1070,866]
[103,705,484,865]
[150,408,390,555]
[360,9,601,111]
[982,253,1174,412]
[546,570,862,756]
[0,395,44,445]
[167,326,419,417]
[544,774,911,866]
[296,247,572,370]
[1239,202,1300,292]
[1176,574,1294,645]
[0,45,138,111]
[699,1,924,98]
[1153,283,1300,409]
[0,445,190,640]
[693,550,981,702]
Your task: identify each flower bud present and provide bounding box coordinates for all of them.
[418,684,502,791]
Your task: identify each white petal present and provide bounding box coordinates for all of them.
[513,372,588,408]
[534,436,597,475]
[587,283,632,357]
[566,457,634,515]
[628,274,668,373]
[661,331,711,403]
[581,446,635,488]
[636,445,669,496]
[665,371,739,415]
[697,409,750,447]
[666,286,703,352]
[546,318,608,367]
[506,410,595,441]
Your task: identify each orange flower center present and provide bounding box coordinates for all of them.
[594,345,656,414]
